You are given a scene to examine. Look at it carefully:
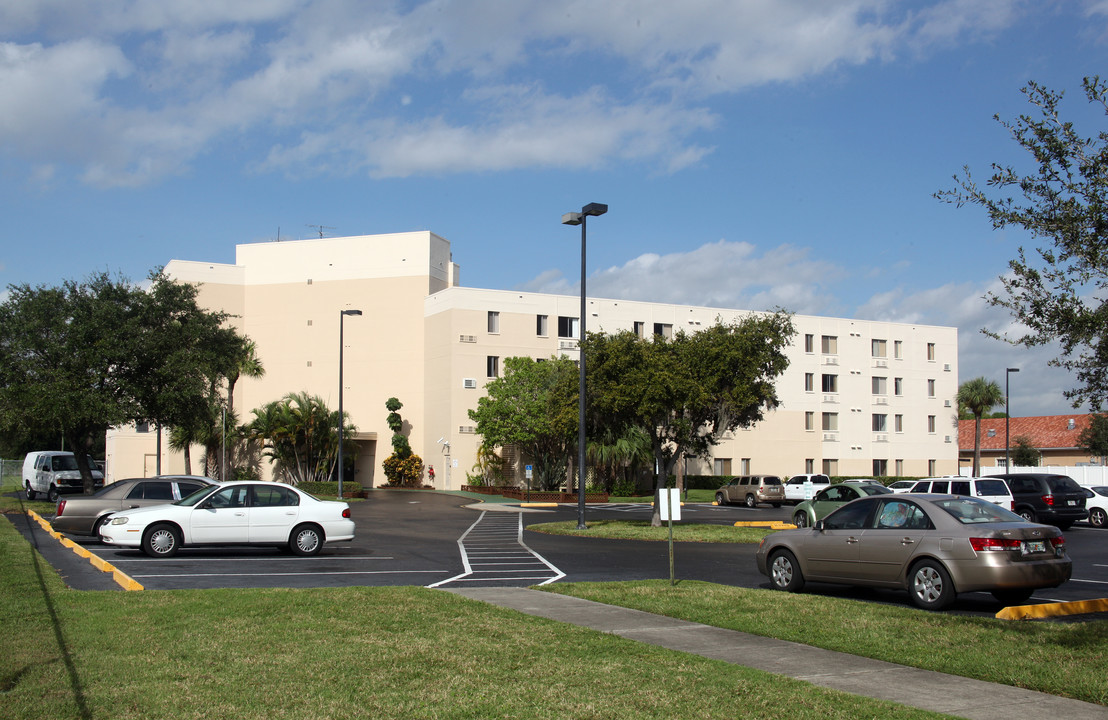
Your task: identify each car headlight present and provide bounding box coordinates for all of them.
[110,517,129,525]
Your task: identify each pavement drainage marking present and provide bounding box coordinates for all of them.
[427,510,565,588]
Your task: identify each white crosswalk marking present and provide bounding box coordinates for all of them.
[427,511,564,588]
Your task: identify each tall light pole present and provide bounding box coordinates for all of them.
[338,309,362,498]
[562,202,607,530]
[1006,367,1020,471]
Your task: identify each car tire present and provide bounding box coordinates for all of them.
[143,523,181,558]
[290,524,323,556]
[745,494,757,508]
[47,485,59,503]
[992,588,1034,606]
[92,516,110,539]
[1016,507,1037,523]
[1090,507,1107,528]
[792,512,809,528]
[768,549,805,593]
[25,483,36,501]
[909,559,955,611]
[715,492,727,506]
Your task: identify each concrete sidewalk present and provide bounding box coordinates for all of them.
[447,587,1107,720]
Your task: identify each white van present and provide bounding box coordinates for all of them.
[23,451,104,502]
[903,476,1014,511]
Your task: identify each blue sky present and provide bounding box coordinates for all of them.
[2,1,1106,417]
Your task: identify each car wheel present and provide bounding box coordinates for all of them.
[290,524,323,556]
[1090,507,1108,528]
[992,588,1034,606]
[909,559,955,611]
[745,494,757,508]
[1017,507,1037,523]
[768,549,805,593]
[792,512,808,529]
[25,483,36,501]
[143,524,181,558]
[93,516,110,539]
[715,492,727,506]
[47,485,59,503]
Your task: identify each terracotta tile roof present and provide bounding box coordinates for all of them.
[958,414,1092,451]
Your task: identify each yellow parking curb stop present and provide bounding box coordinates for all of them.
[28,510,144,591]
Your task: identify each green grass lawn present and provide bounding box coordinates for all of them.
[543,581,1108,706]
[0,517,949,720]
[528,519,776,543]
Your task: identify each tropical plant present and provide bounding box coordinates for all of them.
[246,392,353,485]
[587,424,652,494]
[382,397,423,486]
[957,377,1005,476]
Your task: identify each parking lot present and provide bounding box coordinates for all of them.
[11,489,1108,617]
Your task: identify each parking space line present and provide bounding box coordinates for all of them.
[427,511,564,588]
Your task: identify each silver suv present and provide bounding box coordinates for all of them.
[716,475,785,508]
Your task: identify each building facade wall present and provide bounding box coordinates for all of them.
[107,232,959,487]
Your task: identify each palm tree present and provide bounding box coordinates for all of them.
[957,377,1005,476]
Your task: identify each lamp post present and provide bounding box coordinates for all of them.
[562,202,607,530]
[1005,367,1020,471]
[338,309,362,499]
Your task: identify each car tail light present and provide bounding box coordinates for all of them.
[56,500,66,515]
[1042,494,1054,507]
[342,508,351,519]
[970,537,1022,552]
[1050,535,1065,551]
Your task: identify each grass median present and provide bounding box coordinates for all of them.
[528,519,777,543]
[543,580,1108,706]
[0,516,950,720]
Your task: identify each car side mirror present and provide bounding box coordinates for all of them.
[814,520,825,532]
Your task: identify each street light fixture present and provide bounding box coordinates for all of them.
[1006,367,1020,471]
[562,202,607,530]
[338,309,363,499]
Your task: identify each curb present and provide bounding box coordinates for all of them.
[995,597,1108,621]
[733,521,797,530]
[27,510,144,591]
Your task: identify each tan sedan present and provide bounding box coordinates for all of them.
[755,494,1071,610]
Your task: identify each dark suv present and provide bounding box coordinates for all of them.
[991,473,1088,529]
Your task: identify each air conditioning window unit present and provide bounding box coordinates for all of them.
[459,335,477,343]
[463,378,477,389]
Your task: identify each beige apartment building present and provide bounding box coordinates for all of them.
[105,232,959,488]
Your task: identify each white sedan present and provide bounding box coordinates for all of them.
[99,481,355,557]
[1087,486,1108,528]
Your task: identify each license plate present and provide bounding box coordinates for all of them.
[1022,540,1047,554]
[1067,500,1076,506]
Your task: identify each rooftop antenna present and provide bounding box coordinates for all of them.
[306,224,337,238]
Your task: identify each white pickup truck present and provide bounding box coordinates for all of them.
[782,473,831,505]
[23,451,104,502]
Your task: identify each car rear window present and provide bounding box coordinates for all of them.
[975,479,1009,496]
[763,476,782,485]
[934,497,1023,524]
[1047,476,1082,493]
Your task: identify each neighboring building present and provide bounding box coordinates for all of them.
[959,414,1100,472]
[106,232,960,488]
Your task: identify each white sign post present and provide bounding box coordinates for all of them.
[658,488,681,585]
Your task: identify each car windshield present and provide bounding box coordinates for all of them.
[175,484,220,507]
[1093,487,1108,497]
[859,485,892,496]
[52,455,79,471]
[933,497,1024,524]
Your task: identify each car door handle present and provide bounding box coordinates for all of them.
[234,511,246,517]
[846,537,859,544]
[900,538,915,545]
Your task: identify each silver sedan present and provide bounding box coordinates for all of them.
[755,494,1071,610]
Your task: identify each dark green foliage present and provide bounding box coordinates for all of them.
[382,397,422,486]
[1010,436,1042,467]
[1078,413,1108,461]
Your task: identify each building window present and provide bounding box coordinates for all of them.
[714,458,732,476]
[927,342,936,361]
[486,356,499,378]
[822,412,838,431]
[894,377,904,396]
[805,458,815,473]
[804,334,814,353]
[872,376,887,395]
[821,374,838,393]
[928,459,937,475]
[805,412,815,430]
[823,458,838,475]
[927,415,936,433]
[536,314,548,336]
[821,335,838,354]
[804,373,814,392]
[894,340,903,359]
[488,311,500,334]
[558,316,579,338]
[873,459,888,476]
[895,459,904,477]
[653,323,673,340]
[872,339,887,358]
[927,379,936,397]
[894,414,904,433]
[872,414,887,432]
[740,458,751,474]
[633,321,645,338]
